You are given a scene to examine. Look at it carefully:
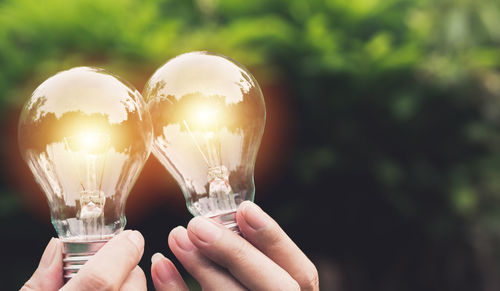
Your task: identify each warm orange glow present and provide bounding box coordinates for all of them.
[194,106,217,124]
[66,130,110,154]
[189,104,219,129]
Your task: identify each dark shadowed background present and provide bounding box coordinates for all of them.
[2,0,500,290]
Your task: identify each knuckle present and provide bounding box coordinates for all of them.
[229,239,251,267]
[263,225,285,246]
[301,264,320,291]
[21,271,42,291]
[20,282,36,291]
[281,278,300,291]
[80,273,114,291]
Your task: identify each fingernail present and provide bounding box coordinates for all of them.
[152,253,177,284]
[172,226,195,251]
[241,201,268,230]
[127,230,144,250]
[151,252,165,264]
[189,216,221,243]
[39,238,58,269]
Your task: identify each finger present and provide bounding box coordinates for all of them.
[151,252,189,291]
[21,238,64,291]
[237,201,319,291]
[168,226,246,291]
[62,230,144,291]
[187,217,300,290]
[119,266,147,291]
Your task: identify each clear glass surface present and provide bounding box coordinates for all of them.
[143,51,266,217]
[18,67,153,241]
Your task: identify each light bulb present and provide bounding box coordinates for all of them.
[18,67,153,279]
[143,51,266,232]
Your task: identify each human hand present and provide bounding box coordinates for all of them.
[151,201,319,290]
[21,230,146,291]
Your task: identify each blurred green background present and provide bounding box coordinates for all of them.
[2,0,500,290]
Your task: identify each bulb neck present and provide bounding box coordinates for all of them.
[62,240,109,281]
[208,211,241,235]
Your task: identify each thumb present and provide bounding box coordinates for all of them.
[21,238,64,291]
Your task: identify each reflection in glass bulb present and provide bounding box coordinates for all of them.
[64,131,109,232]
[18,67,152,280]
[143,51,266,231]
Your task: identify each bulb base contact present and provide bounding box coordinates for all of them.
[62,240,109,281]
[209,211,241,235]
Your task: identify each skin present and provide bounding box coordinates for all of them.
[21,230,147,291]
[23,201,319,291]
[152,201,319,291]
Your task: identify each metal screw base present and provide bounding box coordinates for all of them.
[62,240,109,281]
[208,211,241,235]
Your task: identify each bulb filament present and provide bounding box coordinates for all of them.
[183,118,237,214]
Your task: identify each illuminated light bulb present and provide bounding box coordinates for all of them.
[18,67,152,280]
[143,51,266,232]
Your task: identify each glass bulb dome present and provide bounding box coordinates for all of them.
[143,51,266,230]
[18,67,153,242]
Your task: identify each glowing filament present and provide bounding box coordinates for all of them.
[67,131,110,154]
